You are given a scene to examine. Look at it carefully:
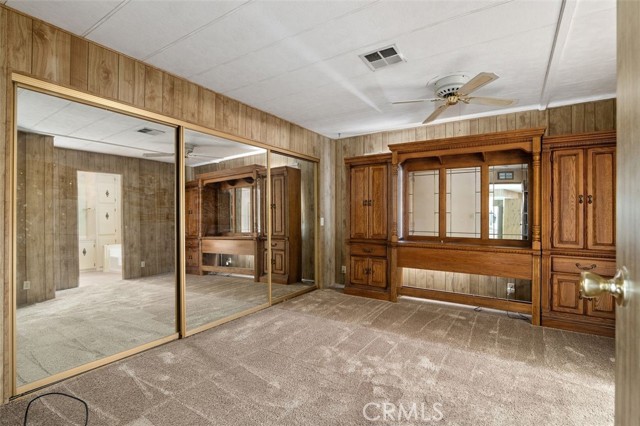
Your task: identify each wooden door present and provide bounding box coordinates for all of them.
[616,3,640,422]
[350,166,369,239]
[272,249,286,275]
[552,150,584,249]
[551,274,584,314]
[96,173,121,272]
[368,165,388,240]
[350,256,368,285]
[185,187,199,237]
[271,173,286,237]
[586,147,616,251]
[369,258,387,288]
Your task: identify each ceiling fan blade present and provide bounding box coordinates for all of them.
[423,103,450,124]
[465,96,516,106]
[392,98,441,105]
[457,72,499,96]
[189,153,223,159]
[142,152,174,158]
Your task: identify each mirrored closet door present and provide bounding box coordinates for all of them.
[183,129,269,333]
[15,88,178,390]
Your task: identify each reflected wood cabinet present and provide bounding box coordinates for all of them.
[542,131,616,336]
[345,155,391,300]
[260,166,302,284]
[184,165,301,284]
[185,182,200,275]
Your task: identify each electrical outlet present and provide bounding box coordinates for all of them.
[23,281,31,290]
[341,265,346,274]
[141,261,146,268]
[507,283,515,295]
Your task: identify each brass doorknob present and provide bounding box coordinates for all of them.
[580,267,628,306]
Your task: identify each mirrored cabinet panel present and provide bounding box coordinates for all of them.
[15,88,177,388]
[183,129,268,332]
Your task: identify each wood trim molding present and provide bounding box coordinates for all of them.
[399,287,532,315]
[344,152,392,165]
[542,130,616,150]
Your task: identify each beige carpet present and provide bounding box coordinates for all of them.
[3,289,614,425]
[16,271,312,387]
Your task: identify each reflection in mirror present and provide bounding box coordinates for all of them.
[269,153,317,301]
[408,170,439,236]
[446,167,481,238]
[15,88,176,387]
[489,164,528,240]
[184,129,268,331]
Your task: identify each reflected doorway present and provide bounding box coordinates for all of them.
[78,171,123,278]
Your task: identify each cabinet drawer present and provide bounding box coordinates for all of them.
[551,257,616,276]
[267,239,286,251]
[351,244,386,257]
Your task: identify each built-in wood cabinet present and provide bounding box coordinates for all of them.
[345,154,391,300]
[542,131,616,336]
[260,166,302,284]
[350,164,388,240]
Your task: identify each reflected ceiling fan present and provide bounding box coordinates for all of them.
[393,72,517,124]
[142,144,221,160]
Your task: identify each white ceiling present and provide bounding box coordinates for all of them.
[17,88,265,166]
[6,0,616,138]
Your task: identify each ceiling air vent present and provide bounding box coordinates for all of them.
[359,45,406,71]
[137,127,165,136]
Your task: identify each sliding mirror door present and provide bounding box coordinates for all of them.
[183,129,268,332]
[15,88,178,390]
[269,153,317,301]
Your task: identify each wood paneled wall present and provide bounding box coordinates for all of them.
[335,99,617,284]
[402,269,531,302]
[1,5,334,402]
[15,132,55,307]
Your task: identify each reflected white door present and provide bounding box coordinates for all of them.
[96,173,121,271]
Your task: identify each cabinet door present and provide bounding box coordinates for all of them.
[369,258,387,288]
[350,256,369,285]
[186,187,199,237]
[586,294,616,319]
[272,249,287,275]
[271,174,286,237]
[586,147,616,251]
[368,165,388,239]
[551,273,584,314]
[552,150,584,249]
[350,167,369,239]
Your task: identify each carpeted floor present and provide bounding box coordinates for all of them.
[16,271,312,387]
[3,289,614,425]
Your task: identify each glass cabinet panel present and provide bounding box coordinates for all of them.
[489,164,529,240]
[446,167,481,238]
[408,170,439,236]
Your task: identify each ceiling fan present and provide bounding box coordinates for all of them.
[142,144,221,160]
[393,72,517,124]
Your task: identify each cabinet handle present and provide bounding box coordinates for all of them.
[364,267,371,275]
[368,200,373,206]
[587,195,593,205]
[363,248,373,254]
[271,242,278,247]
[362,200,367,207]
[578,195,584,204]
[576,263,597,271]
